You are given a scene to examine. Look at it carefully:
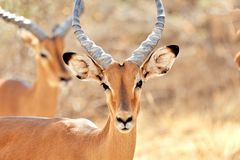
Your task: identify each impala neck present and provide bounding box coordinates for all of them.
[100,116,137,160]
[29,59,59,116]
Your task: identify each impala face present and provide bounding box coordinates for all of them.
[40,37,71,86]
[19,30,71,87]
[103,62,141,133]
[63,45,179,133]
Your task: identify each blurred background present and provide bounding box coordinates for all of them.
[0,0,240,159]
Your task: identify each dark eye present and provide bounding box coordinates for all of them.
[136,80,143,89]
[40,53,48,58]
[101,83,110,91]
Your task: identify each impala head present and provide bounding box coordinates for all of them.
[18,31,71,86]
[63,0,179,133]
[0,5,84,86]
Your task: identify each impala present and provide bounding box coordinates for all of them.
[0,4,84,116]
[0,0,179,159]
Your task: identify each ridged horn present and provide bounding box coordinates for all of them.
[72,0,113,69]
[53,1,85,37]
[0,8,48,40]
[127,0,165,66]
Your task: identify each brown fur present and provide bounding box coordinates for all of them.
[104,62,141,118]
[0,46,178,160]
[0,116,136,160]
[0,36,70,117]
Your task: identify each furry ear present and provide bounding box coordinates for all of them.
[18,29,40,49]
[141,45,179,80]
[63,52,103,81]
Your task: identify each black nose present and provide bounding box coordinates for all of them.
[116,116,133,125]
[60,77,71,82]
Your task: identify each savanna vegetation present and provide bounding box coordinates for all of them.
[0,0,240,159]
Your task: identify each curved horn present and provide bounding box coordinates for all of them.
[127,0,165,66]
[52,16,72,37]
[0,8,48,40]
[72,0,113,69]
[53,2,84,37]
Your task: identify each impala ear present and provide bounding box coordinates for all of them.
[63,52,103,81]
[18,29,40,49]
[141,45,179,80]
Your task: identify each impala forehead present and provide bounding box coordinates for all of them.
[104,62,140,89]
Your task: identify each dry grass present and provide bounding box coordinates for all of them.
[0,0,240,159]
[136,111,240,160]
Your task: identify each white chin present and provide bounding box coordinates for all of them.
[117,127,132,134]
[116,122,134,133]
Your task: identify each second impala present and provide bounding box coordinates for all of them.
[0,4,84,117]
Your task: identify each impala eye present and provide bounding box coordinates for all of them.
[40,53,48,58]
[135,80,143,89]
[101,83,110,91]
